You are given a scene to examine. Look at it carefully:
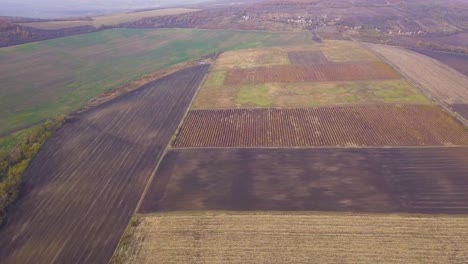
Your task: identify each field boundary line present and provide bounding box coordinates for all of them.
[138,210,468,218]
[108,64,210,264]
[169,145,468,150]
[134,64,210,214]
[190,102,436,111]
[355,39,468,127]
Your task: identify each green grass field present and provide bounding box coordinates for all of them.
[0,28,313,150]
[192,79,431,109]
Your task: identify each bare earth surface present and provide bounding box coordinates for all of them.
[0,65,208,264]
[120,212,468,264]
[140,147,468,214]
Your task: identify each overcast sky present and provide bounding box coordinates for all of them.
[0,0,209,18]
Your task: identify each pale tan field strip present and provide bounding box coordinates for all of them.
[121,213,468,264]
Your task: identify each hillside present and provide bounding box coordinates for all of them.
[1,0,467,51]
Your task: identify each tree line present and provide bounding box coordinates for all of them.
[0,115,65,226]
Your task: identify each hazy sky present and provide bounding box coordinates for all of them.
[0,0,208,18]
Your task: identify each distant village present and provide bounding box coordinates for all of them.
[272,15,427,36]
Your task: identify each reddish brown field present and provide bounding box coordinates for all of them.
[140,147,468,214]
[288,51,330,64]
[223,61,400,85]
[0,65,209,264]
[173,105,468,147]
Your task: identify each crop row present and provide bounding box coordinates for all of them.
[0,65,209,264]
[223,61,400,85]
[174,105,468,147]
[287,51,330,64]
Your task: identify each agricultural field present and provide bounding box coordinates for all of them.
[192,79,430,108]
[140,147,468,214]
[452,104,468,120]
[288,50,330,64]
[18,8,200,29]
[223,62,400,85]
[115,212,468,264]
[193,41,430,109]
[367,43,468,121]
[0,28,313,143]
[411,48,468,76]
[213,47,292,70]
[173,105,467,147]
[212,40,379,71]
[0,65,209,264]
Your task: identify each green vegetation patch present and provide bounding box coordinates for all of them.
[278,80,430,106]
[204,71,226,87]
[0,129,33,154]
[237,84,272,107]
[0,116,65,225]
[0,28,313,138]
[193,79,430,109]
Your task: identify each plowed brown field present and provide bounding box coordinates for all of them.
[140,147,468,214]
[0,65,209,264]
[173,105,468,147]
[288,51,329,64]
[223,61,400,85]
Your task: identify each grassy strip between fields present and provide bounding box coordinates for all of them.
[0,115,65,226]
[111,216,142,264]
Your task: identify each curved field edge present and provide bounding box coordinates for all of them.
[0,116,65,226]
[112,212,468,264]
[0,65,209,264]
[0,28,314,137]
[0,56,211,154]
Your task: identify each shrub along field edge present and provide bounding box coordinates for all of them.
[0,115,65,226]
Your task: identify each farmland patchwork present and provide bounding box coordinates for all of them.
[124,41,468,263]
[0,65,209,264]
[1,38,467,264]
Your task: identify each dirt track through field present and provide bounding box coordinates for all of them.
[0,65,209,264]
[173,105,468,147]
[140,147,468,214]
